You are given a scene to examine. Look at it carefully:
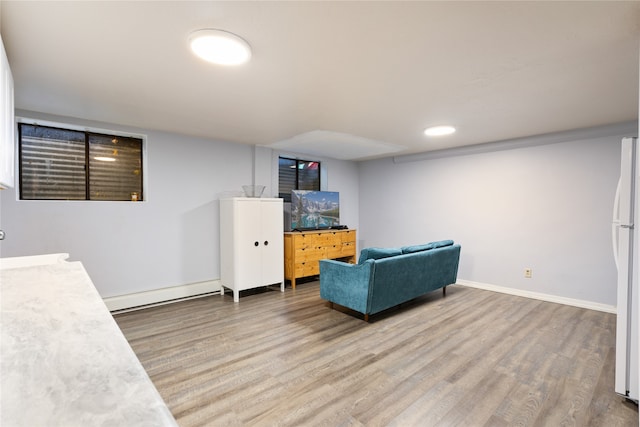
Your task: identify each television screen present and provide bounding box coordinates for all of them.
[291,190,340,230]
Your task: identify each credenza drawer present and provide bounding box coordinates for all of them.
[341,230,356,243]
[295,247,326,261]
[325,244,343,258]
[295,261,320,277]
[341,242,356,257]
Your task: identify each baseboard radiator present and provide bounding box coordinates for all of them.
[104,280,222,313]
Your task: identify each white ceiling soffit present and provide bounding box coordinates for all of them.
[267,130,406,161]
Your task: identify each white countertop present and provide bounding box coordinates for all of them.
[1,254,177,426]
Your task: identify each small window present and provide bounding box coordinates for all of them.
[278,157,320,202]
[19,123,143,201]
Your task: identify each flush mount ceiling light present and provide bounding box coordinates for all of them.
[424,125,456,136]
[189,29,252,66]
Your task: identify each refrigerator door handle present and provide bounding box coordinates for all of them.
[613,177,622,270]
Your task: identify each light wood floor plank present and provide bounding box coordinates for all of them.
[114,282,638,426]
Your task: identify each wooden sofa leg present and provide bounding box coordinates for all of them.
[364,314,369,322]
[443,286,447,297]
[329,302,334,310]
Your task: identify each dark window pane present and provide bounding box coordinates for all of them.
[89,134,142,201]
[20,124,86,200]
[278,157,296,201]
[298,161,320,190]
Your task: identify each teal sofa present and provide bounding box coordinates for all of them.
[319,240,461,321]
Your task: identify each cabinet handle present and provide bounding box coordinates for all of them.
[264,241,269,246]
[254,241,259,247]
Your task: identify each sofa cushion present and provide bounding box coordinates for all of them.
[430,239,455,249]
[401,239,454,254]
[401,243,432,254]
[358,247,403,264]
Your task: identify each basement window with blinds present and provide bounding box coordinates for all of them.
[19,123,144,201]
[278,157,321,202]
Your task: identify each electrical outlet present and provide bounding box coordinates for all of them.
[524,268,532,278]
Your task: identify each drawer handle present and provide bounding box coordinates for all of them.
[254,241,259,247]
[264,241,269,246]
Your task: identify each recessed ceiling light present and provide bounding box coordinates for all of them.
[189,29,252,66]
[424,125,456,136]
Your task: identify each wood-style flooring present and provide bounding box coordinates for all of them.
[114,282,638,427]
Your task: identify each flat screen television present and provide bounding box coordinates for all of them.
[290,190,340,230]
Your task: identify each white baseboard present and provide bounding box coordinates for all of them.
[103,279,222,312]
[456,279,616,314]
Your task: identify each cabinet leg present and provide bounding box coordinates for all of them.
[233,290,239,303]
[280,281,285,293]
[292,279,296,289]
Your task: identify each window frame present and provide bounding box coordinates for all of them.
[278,156,321,202]
[17,118,147,202]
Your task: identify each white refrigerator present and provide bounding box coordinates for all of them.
[612,136,639,402]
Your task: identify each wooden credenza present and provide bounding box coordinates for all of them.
[284,229,356,288]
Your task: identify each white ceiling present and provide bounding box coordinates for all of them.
[1,1,638,161]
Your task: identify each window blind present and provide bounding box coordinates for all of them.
[19,123,143,201]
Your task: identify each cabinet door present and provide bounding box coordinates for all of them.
[260,199,283,284]
[234,199,263,289]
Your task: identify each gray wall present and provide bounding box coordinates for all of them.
[1,109,635,308]
[358,123,636,306]
[0,111,360,298]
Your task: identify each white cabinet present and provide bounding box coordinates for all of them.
[0,35,14,189]
[220,197,284,302]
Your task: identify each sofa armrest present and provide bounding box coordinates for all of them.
[319,259,374,315]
